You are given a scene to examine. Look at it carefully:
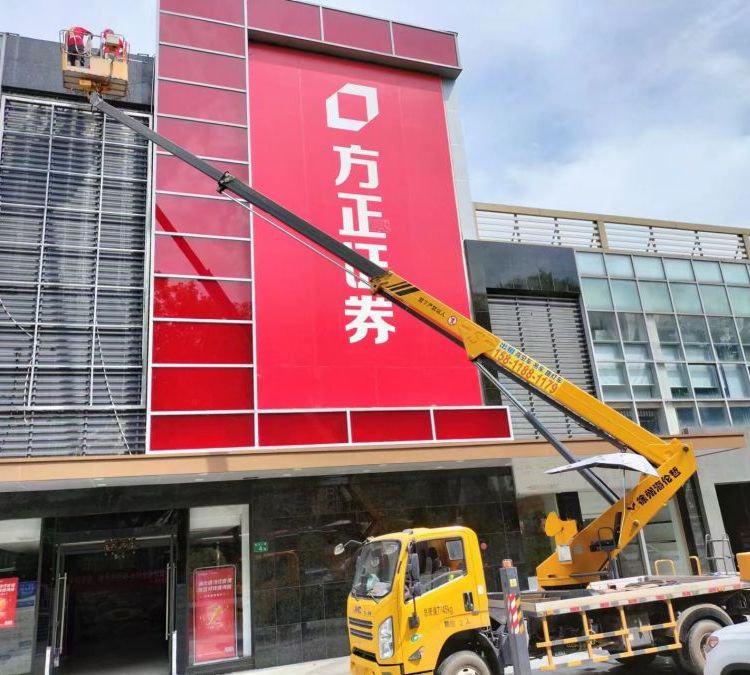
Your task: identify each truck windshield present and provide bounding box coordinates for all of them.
[351,540,401,599]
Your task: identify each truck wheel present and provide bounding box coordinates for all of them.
[436,650,491,675]
[675,619,722,675]
[615,653,656,668]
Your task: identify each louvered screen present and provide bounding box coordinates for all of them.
[0,96,149,456]
[488,295,595,439]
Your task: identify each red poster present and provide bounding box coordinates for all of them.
[193,566,237,663]
[0,577,18,629]
[250,44,483,409]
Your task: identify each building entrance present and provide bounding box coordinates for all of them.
[48,515,177,675]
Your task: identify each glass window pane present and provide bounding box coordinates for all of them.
[699,285,731,314]
[689,364,722,398]
[665,363,692,399]
[605,254,634,277]
[611,280,641,311]
[698,405,729,428]
[721,364,750,398]
[624,343,650,359]
[637,407,664,434]
[664,258,694,281]
[594,343,623,360]
[618,313,648,342]
[730,405,750,427]
[675,406,698,431]
[598,362,628,385]
[708,317,741,361]
[639,281,672,312]
[577,252,606,276]
[694,260,723,282]
[728,287,750,317]
[581,278,612,310]
[670,283,702,313]
[653,314,679,342]
[588,312,618,341]
[628,363,657,399]
[737,317,750,343]
[721,262,750,285]
[633,256,665,279]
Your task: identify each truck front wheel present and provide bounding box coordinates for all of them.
[436,650,491,675]
[678,618,722,674]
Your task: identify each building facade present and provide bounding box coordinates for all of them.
[0,3,747,674]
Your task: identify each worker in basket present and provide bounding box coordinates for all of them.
[101,28,124,60]
[66,26,92,66]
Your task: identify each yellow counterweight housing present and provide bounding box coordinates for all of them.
[370,271,697,588]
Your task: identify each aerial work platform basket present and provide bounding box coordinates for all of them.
[59,29,129,97]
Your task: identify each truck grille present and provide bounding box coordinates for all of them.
[349,617,373,641]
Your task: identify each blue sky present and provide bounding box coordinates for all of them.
[6,1,750,227]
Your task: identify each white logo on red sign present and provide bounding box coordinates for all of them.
[326,83,395,345]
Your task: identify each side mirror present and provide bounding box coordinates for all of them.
[334,543,345,556]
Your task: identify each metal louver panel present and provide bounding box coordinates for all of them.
[488,295,596,440]
[476,210,601,249]
[0,95,149,456]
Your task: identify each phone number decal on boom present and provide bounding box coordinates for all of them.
[491,341,564,395]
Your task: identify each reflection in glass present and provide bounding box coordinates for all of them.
[627,363,657,399]
[576,252,606,276]
[664,363,692,399]
[678,316,713,360]
[639,281,673,312]
[618,313,648,342]
[605,254,634,277]
[633,256,664,279]
[670,283,702,313]
[664,258,694,281]
[698,405,729,428]
[699,285,731,315]
[675,406,698,431]
[581,278,612,310]
[728,287,750,317]
[594,343,623,360]
[721,262,750,285]
[693,260,722,283]
[708,317,741,361]
[611,280,641,311]
[598,362,629,400]
[730,405,750,427]
[737,318,750,359]
[689,364,722,398]
[588,312,618,341]
[721,364,750,398]
[652,315,682,360]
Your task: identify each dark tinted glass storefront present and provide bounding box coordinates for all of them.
[249,467,518,668]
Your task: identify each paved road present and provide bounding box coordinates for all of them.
[252,655,681,674]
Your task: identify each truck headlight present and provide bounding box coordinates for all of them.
[378,616,394,659]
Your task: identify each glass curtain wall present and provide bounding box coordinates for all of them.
[578,252,750,431]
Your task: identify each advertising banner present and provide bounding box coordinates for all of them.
[193,566,237,663]
[250,44,483,409]
[0,577,19,629]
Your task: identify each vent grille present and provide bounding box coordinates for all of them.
[488,296,595,440]
[0,96,149,457]
[476,210,601,248]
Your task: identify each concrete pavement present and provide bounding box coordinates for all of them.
[249,654,681,674]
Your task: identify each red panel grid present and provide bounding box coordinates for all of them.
[154,235,252,279]
[433,408,512,441]
[160,13,246,55]
[156,154,249,196]
[160,0,245,24]
[150,413,254,451]
[154,277,252,320]
[158,45,247,89]
[153,322,253,364]
[247,0,322,40]
[258,411,348,446]
[156,117,248,162]
[157,81,247,124]
[156,196,249,238]
[349,410,432,444]
[152,366,254,411]
[392,23,459,66]
[322,9,392,53]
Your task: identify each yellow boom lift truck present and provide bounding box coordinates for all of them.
[60,38,750,675]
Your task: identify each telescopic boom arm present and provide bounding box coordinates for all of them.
[90,93,696,588]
